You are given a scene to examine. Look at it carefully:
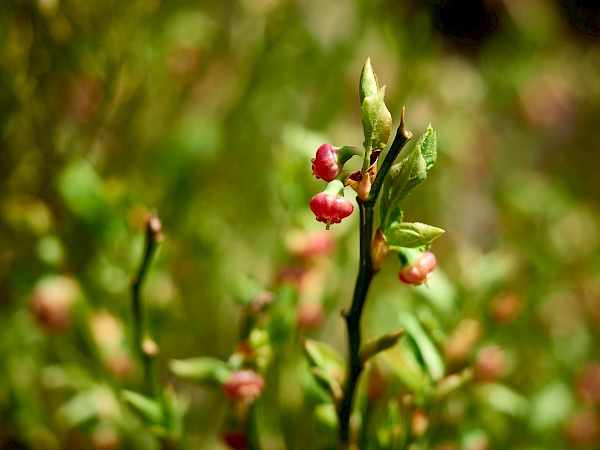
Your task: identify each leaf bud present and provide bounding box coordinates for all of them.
[371,228,391,271]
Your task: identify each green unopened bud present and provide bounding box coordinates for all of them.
[359,57,379,105]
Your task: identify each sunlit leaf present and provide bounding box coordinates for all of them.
[385,222,445,249]
[380,146,427,230]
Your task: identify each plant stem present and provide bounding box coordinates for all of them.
[131,213,163,398]
[337,112,413,448]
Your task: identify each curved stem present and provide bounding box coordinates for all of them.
[131,213,163,398]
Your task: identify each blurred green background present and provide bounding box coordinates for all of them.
[1,0,599,449]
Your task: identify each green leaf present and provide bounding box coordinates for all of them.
[122,390,163,424]
[310,367,342,403]
[303,339,344,382]
[160,385,188,438]
[399,313,445,381]
[359,57,378,105]
[384,222,445,249]
[380,146,427,230]
[56,390,98,427]
[169,357,231,386]
[414,125,437,171]
[361,87,392,151]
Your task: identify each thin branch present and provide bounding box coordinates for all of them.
[131,212,164,398]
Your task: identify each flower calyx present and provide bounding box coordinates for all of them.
[346,160,377,202]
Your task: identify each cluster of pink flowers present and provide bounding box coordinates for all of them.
[310,145,355,229]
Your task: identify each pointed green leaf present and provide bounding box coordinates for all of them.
[384,222,445,249]
[359,57,378,105]
[310,367,342,403]
[303,339,345,384]
[122,390,163,424]
[361,87,392,151]
[380,146,427,230]
[414,125,437,171]
[169,357,231,386]
[161,385,188,437]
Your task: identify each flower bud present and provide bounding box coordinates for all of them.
[311,144,363,182]
[473,344,507,382]
[310,180,354,230]
[30,275,79,332]
[398,251,437,285]
[312,144,342,181]
[296,301,325,330]
[285,229,337,259]
[222,370,265,403]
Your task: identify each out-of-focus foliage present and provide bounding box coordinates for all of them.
[1,0,599,448]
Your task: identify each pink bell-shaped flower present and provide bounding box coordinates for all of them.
[310,180,354,230]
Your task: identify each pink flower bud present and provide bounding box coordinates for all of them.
[474,344,507,382]
[296,301,325,330]
[30,275,79,332]
[398,251,437,285]
[222,370,265,403]
[310,181,354,230]
[311,144,342,181]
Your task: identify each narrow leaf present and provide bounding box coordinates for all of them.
[311,367,343,404]
[303,339,345,384]
[122,390,163,424]
[384,222,445,249]
[399,313,445,381]
[169,357,231,386]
